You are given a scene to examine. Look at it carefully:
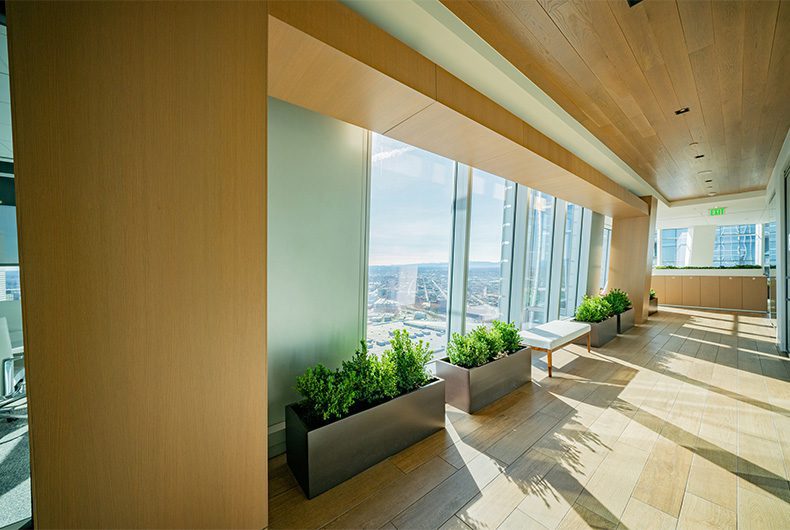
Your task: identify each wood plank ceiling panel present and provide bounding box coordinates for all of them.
[442,0,790,202]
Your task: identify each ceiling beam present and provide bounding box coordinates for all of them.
[268,0,649,218]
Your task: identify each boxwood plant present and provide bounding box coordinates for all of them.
[295,331,433,424]
[574,295,613,323]
[650,288,657,300]
[603,288,631,315]
[447,320,522,369]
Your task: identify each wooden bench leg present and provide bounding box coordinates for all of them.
[548,350,552,377]
[587,331,591,353]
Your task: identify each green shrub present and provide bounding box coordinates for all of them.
[447,332,489,368]
[295,364,356,422]
[603,288,631,314]
[574,295,613,323]
[492,320,521,353]
[342,341,398,404]
[650,288,656,300]
[295,330,432,423]
[447,322,520,367]
[383,329,433,394]
[470,325,504,362]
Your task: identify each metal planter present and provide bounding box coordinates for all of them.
[435,347,532,414]
[649,298,658,315]
[617,307,635,333]
[285,378,445,499]
[573,315,617,347]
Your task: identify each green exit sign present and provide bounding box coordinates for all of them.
[709,207,726,216]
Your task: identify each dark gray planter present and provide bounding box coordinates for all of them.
[435,347,532,413]
[286,378,445,499]
[649,298,658,315]
[617,307,635,334]
[572,315,617,347]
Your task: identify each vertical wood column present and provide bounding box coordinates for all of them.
[608,196,658,324]
[7,2,268,528]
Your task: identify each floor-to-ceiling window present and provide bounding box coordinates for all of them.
[660,228,690,266]
[465,169,510,328]
[713,224,757,266]
[559,203,584,317]
[522,190,555,327]
[366,134,455,355]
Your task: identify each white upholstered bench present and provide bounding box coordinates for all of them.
[520,320,592,377]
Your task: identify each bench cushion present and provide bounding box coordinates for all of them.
[520,320,591,351]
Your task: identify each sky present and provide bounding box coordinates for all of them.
[368,133,507,266]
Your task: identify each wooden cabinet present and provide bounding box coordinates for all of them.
[719,277,743,309]
[742,276,767,312]
[651,274,766,312]
[664,276,682,305]
[700,277,720,308]
[682,276,700,307]
[651,276,666,301]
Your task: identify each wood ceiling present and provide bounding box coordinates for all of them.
[442,0,790,202]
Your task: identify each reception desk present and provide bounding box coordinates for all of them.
[651,269,768,312]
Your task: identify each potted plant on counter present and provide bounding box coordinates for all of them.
[286,331,444,499]
[649,288,658,315]
[435,320,531,413]
[603,288,634,334]
[572,295,617,347]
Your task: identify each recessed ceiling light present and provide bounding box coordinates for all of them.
[675,107,691,115]
[704,179,713,183]
[708,192,716,196]
[695,154,705,159]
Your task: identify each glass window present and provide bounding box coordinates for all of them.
[660,228,690,266]
[601,227,612,290]
[465,169,509,328]
[763,221,776,267]
[522,190,555,327]
[366,134,455,355]
[559,203,584,317]
[713,224,757,266]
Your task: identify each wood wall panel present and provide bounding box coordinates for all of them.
[720,277,743,309]
[664,276,683,305]
[681,276,701,307]
[742,277,768,312]
[8,3,268,528]
[700,276,720,308]
[267,2,649,219]
[608,196,657,324]
[268,16,435,135]
[651,276,666,301]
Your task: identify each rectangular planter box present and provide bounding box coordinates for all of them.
[572,315,617,347]
[649,298,658,315]
[617,307,635,334]
[286,378,445,499]
[435,347,531,413]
